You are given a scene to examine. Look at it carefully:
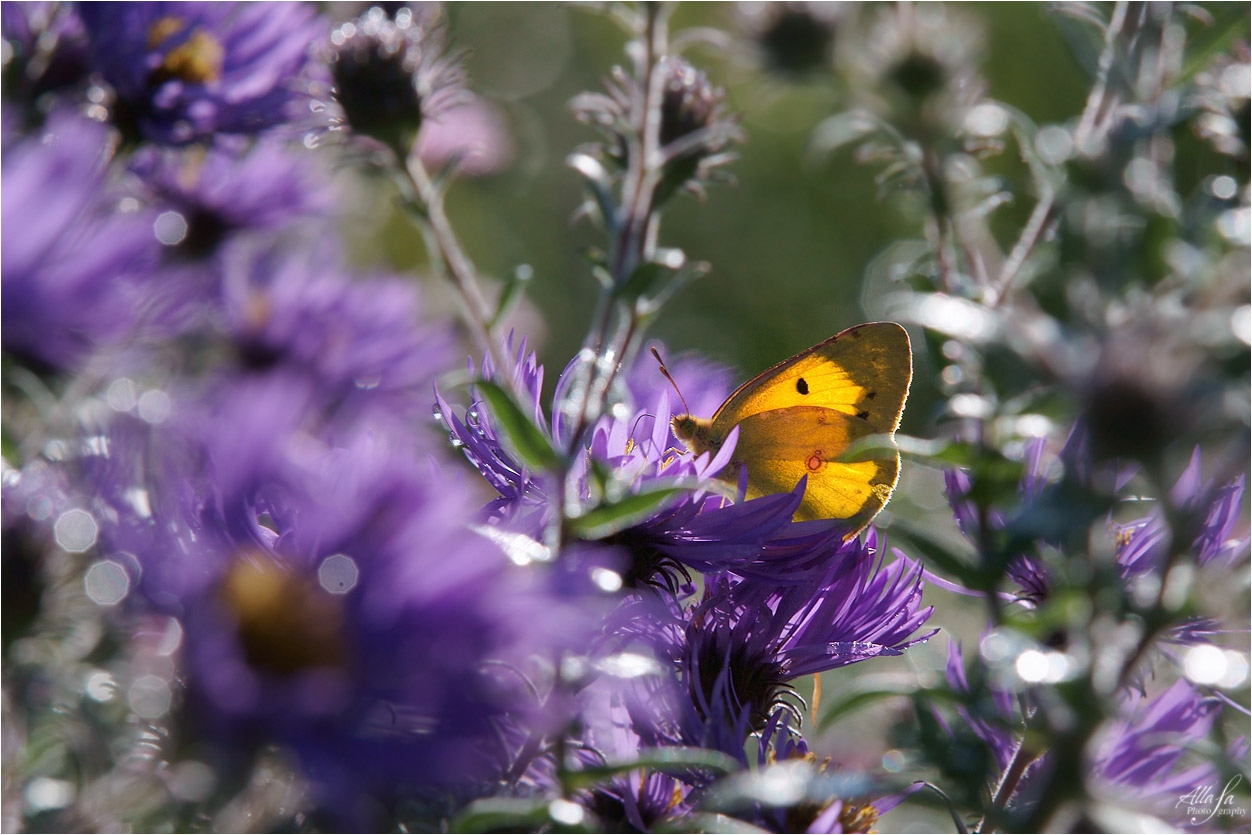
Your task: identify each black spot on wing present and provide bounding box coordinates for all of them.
[856,410,870,420]
[796,377,809,395]
[866,390,877,400]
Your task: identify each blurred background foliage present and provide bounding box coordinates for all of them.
[366,2,1108,428]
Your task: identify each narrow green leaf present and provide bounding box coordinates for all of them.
[817,685,962,731]
[489,264,533,329]
[451,797,593,834]
[567,152,618,230]
[892,524,988,592]
[563,746,740,790]
[474,381,561,472]
[569,486,691,540]
[1179,6,1250,84]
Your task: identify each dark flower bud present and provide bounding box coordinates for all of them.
[885,49,948,102]
[657,57,720,148]
[1083,376,1176,465]
[328,6,462,158]
[653,57,739,203]
[740,2,840,80]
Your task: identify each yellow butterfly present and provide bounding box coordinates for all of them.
[669,322,911,535]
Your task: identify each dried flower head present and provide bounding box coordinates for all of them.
[327,6,464,158]
[573,54,739,203]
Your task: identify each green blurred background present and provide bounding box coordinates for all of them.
[367,2,1091,439]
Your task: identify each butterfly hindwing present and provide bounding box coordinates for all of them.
[728,405,901,527]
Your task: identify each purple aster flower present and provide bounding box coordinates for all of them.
[217,244,453,430]
[128,136,330,260]
[78,2,324,145]
[682,534,934,736]
[435,334,549,527]
[1,2,90,125]
[944,435,1053,601]
[84,377,589,824]
[575,671,696,831]
[0,109,171,371]
[943,642,1247,830]
[439,337,820,589]
[1115,446,1249,578]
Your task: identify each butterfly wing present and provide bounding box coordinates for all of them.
[729,406,900,528]
[711,322,911,529]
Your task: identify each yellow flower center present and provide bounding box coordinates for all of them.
[147,18,224,85]
[221,556,348,676]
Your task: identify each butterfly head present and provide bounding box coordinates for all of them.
[671,414,718,456]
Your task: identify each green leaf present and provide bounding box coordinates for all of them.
[1179,6,1251,84]
[808,110,882,159]
[474,381,561,472]
[490,264,533,329]
[892,523,988,592]
[817,685,962,731]
[567,152,618,231]
[568,485,691,540]
[451,797,594,834]
[563,746,740,790]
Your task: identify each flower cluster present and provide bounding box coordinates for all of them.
[3,3,1247,833]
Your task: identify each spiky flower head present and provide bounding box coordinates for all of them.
[327,6,464,158]
[573,54,739,204]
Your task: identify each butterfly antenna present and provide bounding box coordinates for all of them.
[651,347,690,415]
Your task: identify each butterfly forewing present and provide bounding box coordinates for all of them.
[710,322,911,435]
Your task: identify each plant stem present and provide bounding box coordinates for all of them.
[400,153,509,380]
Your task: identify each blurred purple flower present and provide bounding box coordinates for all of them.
[0,110,169,371]
[78,2,324,145]
[946,431,1246,607]
[1089,680,1246,826]
[1115,447,1249,578]
[944,642,1246,829]
[218,245,452,428]
[576,672,695,831]
[743,724,918,834]
[1,2,90,123]
[85,377,588,821]
[129,136,330,260]
[417,98,513,176]
[942,640,1021,772]
[944,435,1052,601]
